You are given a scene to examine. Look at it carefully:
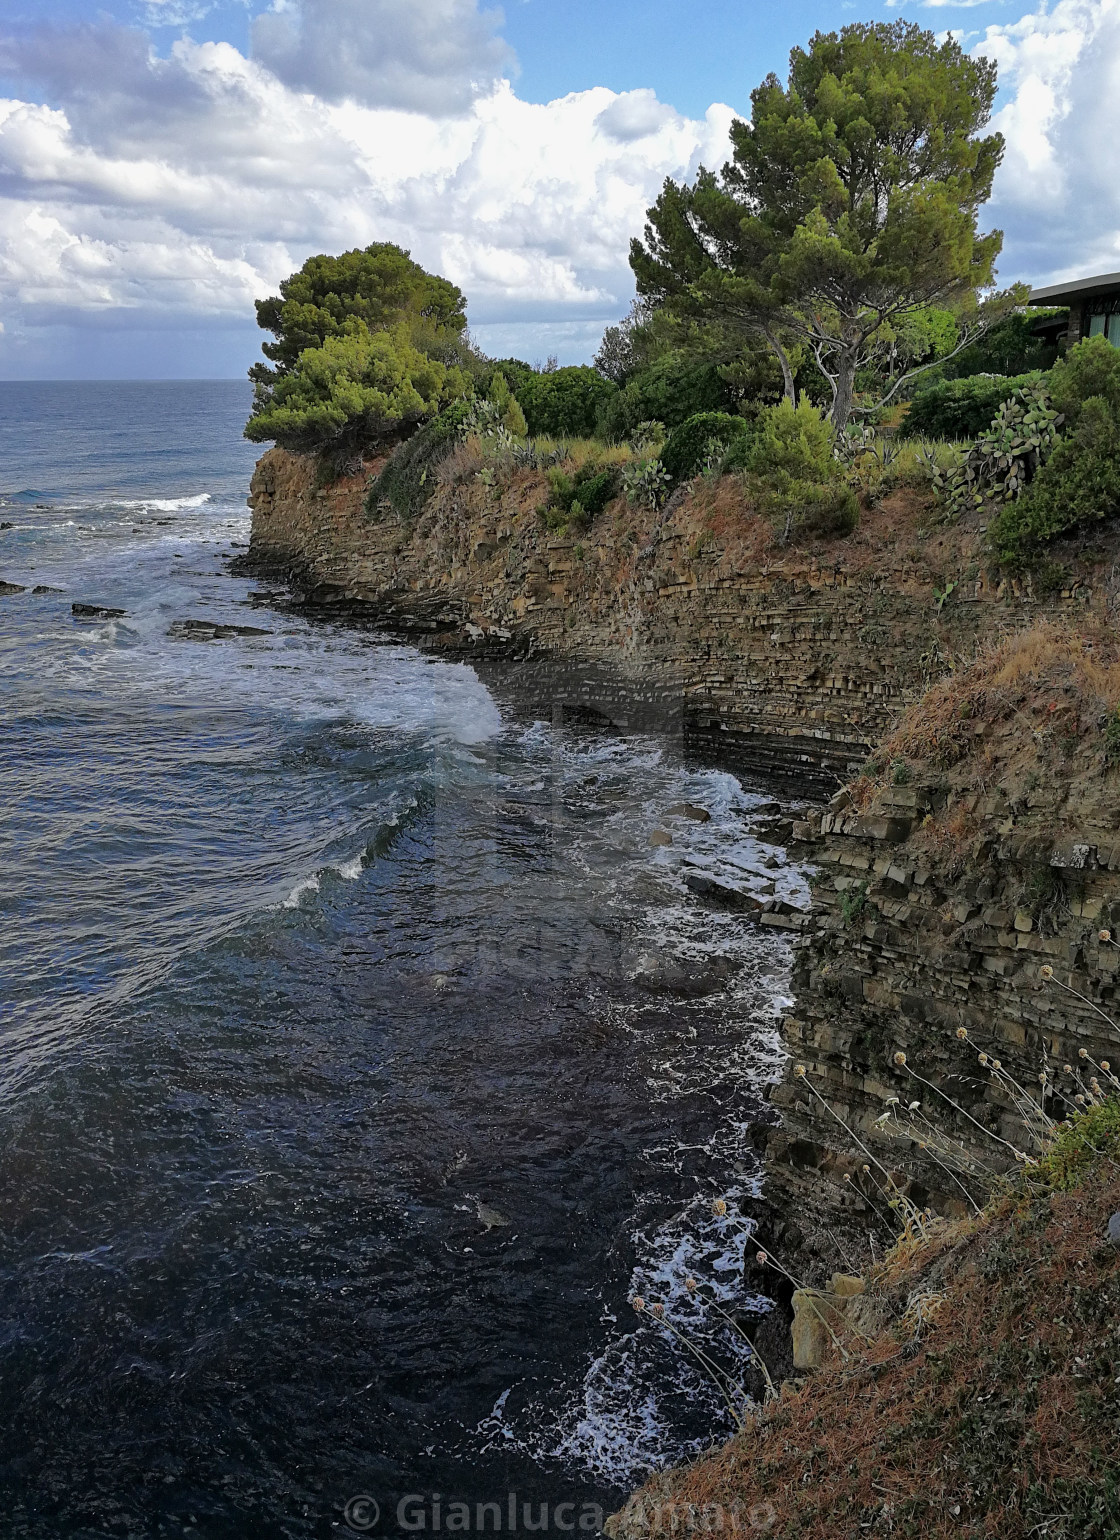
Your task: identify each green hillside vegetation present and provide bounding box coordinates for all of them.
[245,24,1120,569]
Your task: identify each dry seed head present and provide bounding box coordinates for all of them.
[893,1051,907,1066]
[756,1250,768,1265]
[685,1277,697,1293]
[992,1059,1002,1072]
[650,1302,664,1319]
[1039,1072,1048,1085]
[956,1026,968,1040]
[843,1172,852,1183]
[712,1198,728,1217]
[631,1296,645,1313]
[1076,1094,1086,1105]
[1100,929,1112,942]
[978,1052,989,1066]
[794,1064,806,1078]
[1079,1048,1089,1060]
[861,1163,871,1174]
[1040,965,1054,981]
[1102,1061,1111,1073]
[1063,1063,1073,1075]
[908,1100,920,1111]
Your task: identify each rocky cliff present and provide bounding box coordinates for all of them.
[245,447,1094,787]
[243,448,1120,1265]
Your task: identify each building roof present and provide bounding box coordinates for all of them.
[1028,271,1120,306]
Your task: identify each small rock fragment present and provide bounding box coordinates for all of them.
[668,802,711,823]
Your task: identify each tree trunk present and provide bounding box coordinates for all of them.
[830,346,859,431]
[762,326,797,405]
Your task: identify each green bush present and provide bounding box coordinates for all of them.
[364,399,473,521]
[940,311,1063,381]
[245,324,469,455]
[480,357,538,399]
[541,460,621,528]
[1037,1097,1120,1191]
[518,366,618,438]
[902,371,1042,439]
[743,396,859,541]
[988,339,1120,565]
[485,371,528,438]
[1048,332,1120,421]
[596,357,735,440]
[991,398,1120,562]
[748,395,836,482]
[660,411,752,485]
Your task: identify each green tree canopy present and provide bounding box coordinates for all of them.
[251,242,468,385]
[630,21,1013,428]
[517,366,618,438]
[244,324,470,454]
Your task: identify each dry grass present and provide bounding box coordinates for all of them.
[613,1146,1120,1540]
[857,618,1120,791]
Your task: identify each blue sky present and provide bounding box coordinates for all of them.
[0,0,1115,378]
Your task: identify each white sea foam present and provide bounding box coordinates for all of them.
[282,873,320,909]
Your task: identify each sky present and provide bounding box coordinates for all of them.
[0,0,1117,379]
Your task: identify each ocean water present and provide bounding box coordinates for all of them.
[0,381,806,1539]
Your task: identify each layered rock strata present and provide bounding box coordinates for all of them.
[244,448,1092,786]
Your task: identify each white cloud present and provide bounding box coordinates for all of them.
[251,0,514,114]
[978,0,1120,283]
[0,10,740,365]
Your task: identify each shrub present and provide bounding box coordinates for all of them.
[364,399,473,520]
[597,357,736,440]
[1049,333,1120,422]
[660,412,752,485]
[740,397,859,542]
[541,460,621,528]
[715,397,862,542]
[518,366,618,438]
[1036,1097,1120,1191]
[988,341,1120,564]
[902,371,1042,439]
[990,398,1120,563]
[480,357,538,399]
[940,310,1063,381]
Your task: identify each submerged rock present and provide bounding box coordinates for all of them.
[648,829,673,848]
[32,585,64,595]
[168,619,273,641]
[667,802,711,822]
[684,873,764,913]
[72,602,126,619]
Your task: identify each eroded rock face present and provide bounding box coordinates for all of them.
[768,746,1120,1272]
[242,447,1099,787]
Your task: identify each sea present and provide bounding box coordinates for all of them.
[0,380,807,1539]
